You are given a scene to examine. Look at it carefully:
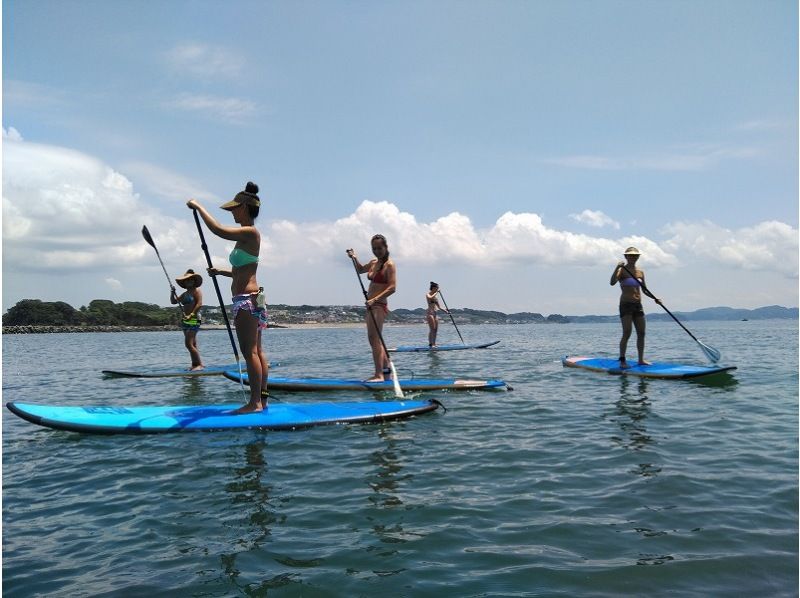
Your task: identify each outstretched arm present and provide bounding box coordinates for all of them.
[208,267,233,278]
[187,200,257,243]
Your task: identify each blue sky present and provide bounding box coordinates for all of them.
[3,0,797,315]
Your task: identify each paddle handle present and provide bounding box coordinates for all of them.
[192,209,240,361]
[437,290,465,344]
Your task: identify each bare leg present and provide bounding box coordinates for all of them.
[427,314,438,347]
[233,311,263,413]
[633,314,649,365]
[619,314,633,368]
[185,330,203,369]
[365,307,388,381]
[257,328,269,408]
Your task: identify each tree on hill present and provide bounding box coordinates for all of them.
[3,299,83,325]
[3,299,179,326]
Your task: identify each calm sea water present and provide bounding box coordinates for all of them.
[3,320,798,597]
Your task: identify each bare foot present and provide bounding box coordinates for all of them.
[619,360,631,370]
[638,360,651,366]
[190,365,205,371]
[233,403,263,414]
[365,376,385,383]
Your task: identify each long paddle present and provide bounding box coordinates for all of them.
[619,264,721,363]
[142,225,175,291]
[349,255,404,398]
[437,289,465,345]
[191,209,248,399]
[142,225,184,320]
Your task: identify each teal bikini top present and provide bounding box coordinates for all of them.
[229,247,259,268]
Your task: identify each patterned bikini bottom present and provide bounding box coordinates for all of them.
[232,294,268,330]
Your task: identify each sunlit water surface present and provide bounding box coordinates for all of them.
[3,320,797,596]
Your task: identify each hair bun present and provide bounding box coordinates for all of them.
[245,181,259,195]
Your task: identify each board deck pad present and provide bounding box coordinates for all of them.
[102,364,243,378]
[6,400,439,434]
[224,371,507,391]
[388,340,501,353]
[562,356,736,379]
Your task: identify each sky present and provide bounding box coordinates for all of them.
[3,0,797,316]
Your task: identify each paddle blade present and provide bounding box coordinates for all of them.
[699,341,721,364]
[388,361,404,399]
[141,225,156,248]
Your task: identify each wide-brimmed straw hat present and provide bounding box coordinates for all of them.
[623,246,641,256]
[175,269,203,288]
[220,181,261,210]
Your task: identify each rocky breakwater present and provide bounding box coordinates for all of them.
[3,325,176,334]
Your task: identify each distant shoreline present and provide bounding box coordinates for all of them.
[1,322,368,334]
[3,316,795,335]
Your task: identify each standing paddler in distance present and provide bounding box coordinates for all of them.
[170,269,204,371]
[610,246,661,368]
[426,281,449,348]
[187,182,269,414]
[346,234,397,382]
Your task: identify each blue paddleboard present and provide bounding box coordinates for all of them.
[223,371,508,391]
[6,400,440,434]
[562,356,736,379]
[388,340,501,353]
[101,364,242,378]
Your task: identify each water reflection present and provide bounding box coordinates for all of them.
[608,376,662,478]
[220,439,284,589]
[179,377,203,403]
[367,427,407,509]
[363,426,416,570]
[689,371,740,389]
[425,352,443,377]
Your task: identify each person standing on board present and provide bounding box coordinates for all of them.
[610,246,661,368]
[425,281,449,348]
[187,182,269,413]
[346,234,397,382]
[170,269,204,371]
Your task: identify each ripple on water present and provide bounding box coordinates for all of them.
[2,322,798,596]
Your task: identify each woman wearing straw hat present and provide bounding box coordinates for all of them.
[187,182,269,414]
[170,269,204,371]
[610,246,661,368]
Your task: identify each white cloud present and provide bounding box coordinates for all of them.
[734,119,787,132]
[569,209,620,229]
[2,127,23,141]
[545,144,759,171]
[166,93,257,124]
[261,200,678,269]
[105,278,123,291]
[120,161,218,203]
[3,80,66,110]
[166,43,246,80]
[4,133,794,304]
[2,133,195,273]
[662,220,799,278]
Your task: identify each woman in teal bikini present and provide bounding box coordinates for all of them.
[187,182,269,414]
[346,234,397,382]
[610,246,661,368]
[170,269,204,370]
